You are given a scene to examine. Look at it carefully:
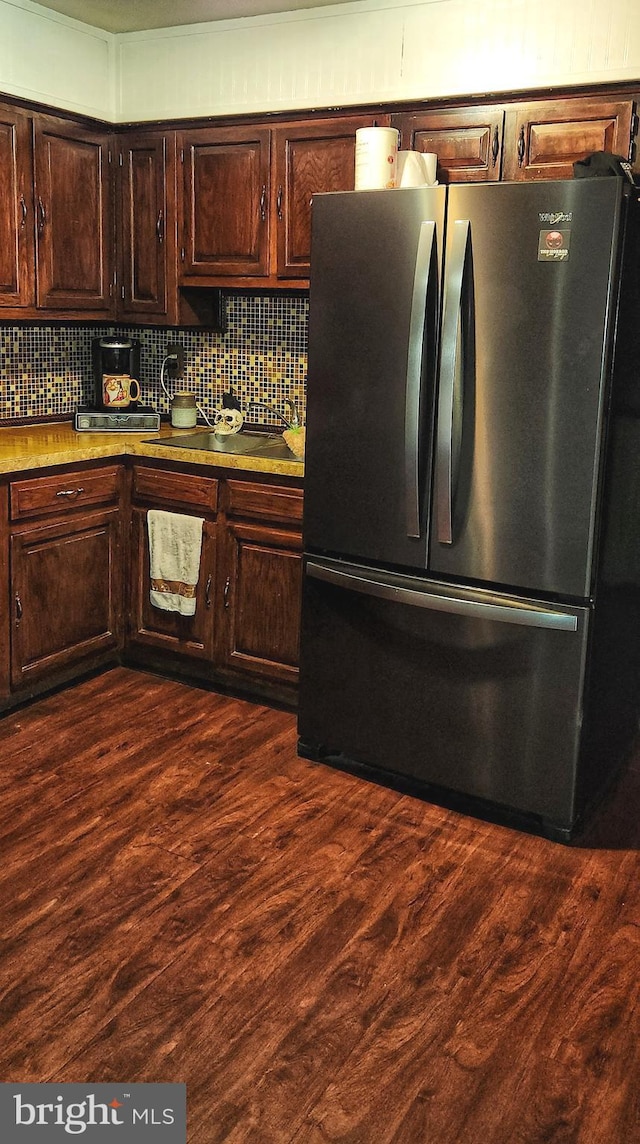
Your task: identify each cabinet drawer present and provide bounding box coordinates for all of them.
[10,465,121,521]
[133,464,219,513]
[226,479,303,524]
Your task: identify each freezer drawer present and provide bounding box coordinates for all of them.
[298,558,590,833]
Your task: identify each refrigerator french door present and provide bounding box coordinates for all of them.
[299,177,636,840]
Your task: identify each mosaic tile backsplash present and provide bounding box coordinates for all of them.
[0,294,308,427]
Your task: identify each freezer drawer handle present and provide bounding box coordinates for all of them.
[436,218,471,545]
[306,560,578,632]
[405,219,436,540]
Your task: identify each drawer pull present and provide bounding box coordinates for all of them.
[55,487,85,499]
[517,125,526,167]
[491,124,500,167]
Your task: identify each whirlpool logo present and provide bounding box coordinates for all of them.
[1,1084,186,1142]
[539,210,573,224]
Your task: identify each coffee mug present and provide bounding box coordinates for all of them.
[102,374,141,408]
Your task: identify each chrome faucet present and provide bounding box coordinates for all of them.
[283,398,300,429]
[247,399,299,429]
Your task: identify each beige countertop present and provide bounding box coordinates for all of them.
[0,421,305,479]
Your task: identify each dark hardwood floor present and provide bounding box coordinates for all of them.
[0,667,639,1142]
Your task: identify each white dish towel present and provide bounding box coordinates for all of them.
[147,509,204,616]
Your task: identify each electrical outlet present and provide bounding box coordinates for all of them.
[166,341,184,378]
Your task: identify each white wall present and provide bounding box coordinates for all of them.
[0,0,639,124]
[0,0,115,119]
[116,0,640,122]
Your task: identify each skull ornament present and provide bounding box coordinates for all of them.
[213,408,243,435]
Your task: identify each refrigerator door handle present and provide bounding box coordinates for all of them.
[405,220,436,539]
[306,559,578,632]
[436,218,471,545]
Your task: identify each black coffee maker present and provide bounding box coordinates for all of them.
[92,336,141,411]
[75,336,158,432]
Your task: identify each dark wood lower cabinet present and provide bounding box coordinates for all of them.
[0,487,9,699]
[0,459,302,708]
[221,519,302,686]
[129,506,217,660]
[127,462,303,701]
[10,507,123,688]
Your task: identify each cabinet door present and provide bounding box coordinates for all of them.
[221,519,302,685]
[274,115,375,278]
[0,103,34,309]
[11,508,123,688]
[129,507,216,660]
[179,125,270,279]
[393,107,504,183]
[118,132,176,321]
[503,97,636,181]
[33,115,113,312]
[0,485,9,699]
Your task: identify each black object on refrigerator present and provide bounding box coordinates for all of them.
[297,177,640,842]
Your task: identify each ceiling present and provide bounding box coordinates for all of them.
[33,0,362,34]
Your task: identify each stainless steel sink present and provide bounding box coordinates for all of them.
[148,430,303,463]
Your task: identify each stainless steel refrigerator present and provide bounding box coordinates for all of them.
[297,176,640,841]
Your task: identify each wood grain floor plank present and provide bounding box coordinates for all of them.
[1,667,640,1143]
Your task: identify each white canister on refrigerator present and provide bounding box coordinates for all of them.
[354,127,399,190]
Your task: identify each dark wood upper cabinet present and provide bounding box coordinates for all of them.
[32,114,113,313]
[0,103,34,309]
[0,89,636,314]
[502,97,636,181]
[118,131,176,322]
[393,97,636,185]
[178,115,376,285]
[179,124,271,279]
[393,106,505,183]
[273,115,375,278]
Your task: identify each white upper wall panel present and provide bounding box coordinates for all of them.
[116,0,640,122]
[1,0,639,124]
[0,0,114,119]
[399,0,640,98]
[116,5,404,121]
